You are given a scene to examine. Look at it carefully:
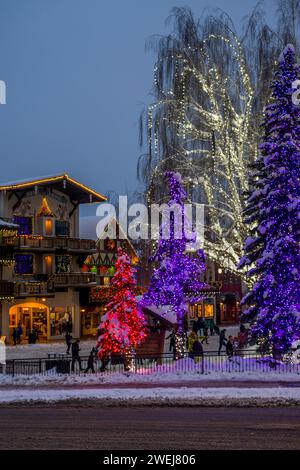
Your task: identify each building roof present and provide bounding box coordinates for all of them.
[0,174,106,204]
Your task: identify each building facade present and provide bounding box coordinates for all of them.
[0,174,106,343]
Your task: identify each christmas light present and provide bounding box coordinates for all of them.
[140,20,257,273]
[97,248,147,364]
[239,45,300,355]
[142,171,207,358]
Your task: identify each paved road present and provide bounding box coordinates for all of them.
[1,405,300,450]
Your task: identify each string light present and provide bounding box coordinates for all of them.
[143,26,257,274]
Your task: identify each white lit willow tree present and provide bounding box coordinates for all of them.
[138,2,300,272]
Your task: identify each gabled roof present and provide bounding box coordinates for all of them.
[0,174,106,204]
[80,215,138,259]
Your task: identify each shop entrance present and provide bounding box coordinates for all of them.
[9,303,49,341]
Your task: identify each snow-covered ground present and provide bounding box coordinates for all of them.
[0,386,300,405]
[0,364,299,387]
[5,326,241,359]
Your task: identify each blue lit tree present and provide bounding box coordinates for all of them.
[142,171,206,357]
[239,44,300,354]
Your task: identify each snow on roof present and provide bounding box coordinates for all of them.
[0,219,18,228]
[0,174,64,187]
[0,174,106,203]
[136,296,177,326]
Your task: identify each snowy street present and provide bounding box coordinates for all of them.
[0,406,300,450]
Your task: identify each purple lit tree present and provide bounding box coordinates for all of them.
[239,44,300,354]
[142,171,206,358]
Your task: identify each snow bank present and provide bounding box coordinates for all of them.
[0,366,299,387]
[1,386,300,405]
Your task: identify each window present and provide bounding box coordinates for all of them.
[55,255,72,273]
[103,276,110,286]
[55,220,69,237]
[14,254,34,274]
[44,255,53,275]
[204,304,214,318]
[44,219,53,236]
[13,216,33,235]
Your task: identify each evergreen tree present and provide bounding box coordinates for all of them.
[239,44,300,354]
[143,171,206,358]
[97,248,147,361]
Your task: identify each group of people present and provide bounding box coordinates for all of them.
[218,325,249,357]
[65,332,97,373]
[167,320,249,360]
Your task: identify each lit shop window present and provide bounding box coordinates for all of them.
[204,304,214,318]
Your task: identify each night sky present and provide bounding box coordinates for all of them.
[0,0,273,215]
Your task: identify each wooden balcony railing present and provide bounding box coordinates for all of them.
[14,280,55,298]
[16,237,96,252]
[52,272,97,287]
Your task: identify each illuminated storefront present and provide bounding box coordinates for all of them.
[188,297,216,321]
[9,302,73,340]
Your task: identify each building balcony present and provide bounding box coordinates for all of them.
[14,279,55,298]
[52,272,97,288]
[0,280,15,300]
[15,236,96,253]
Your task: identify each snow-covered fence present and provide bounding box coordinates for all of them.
[1,351,300,377]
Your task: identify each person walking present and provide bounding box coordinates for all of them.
[196,317,205,336]
[201,320,209,345]
[16,323,23,344]
[188,331,198,358]
[218,329,227,355]
[226,336,234,360]
[84,349,96,373]
[166,329,177,359]
[12,327,17,346]
[71,339,83,372]
[192,338,203,363]
[65,331,72,354]
[208,318,214,336]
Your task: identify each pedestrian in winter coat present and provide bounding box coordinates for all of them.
[218,329,227,355]
[166,329,177,359]
[196,317,205,336]
[12,328,17,346]
[65,331,72,354]
[71,339,83,371]
[226,336,234,359]
[84,349,96,373]
[188,331,198,356]
[201,321,209,345]
[208,318,215,336]
[192,339,203,363]
[17,324,23,344]
[213,323,220,336]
